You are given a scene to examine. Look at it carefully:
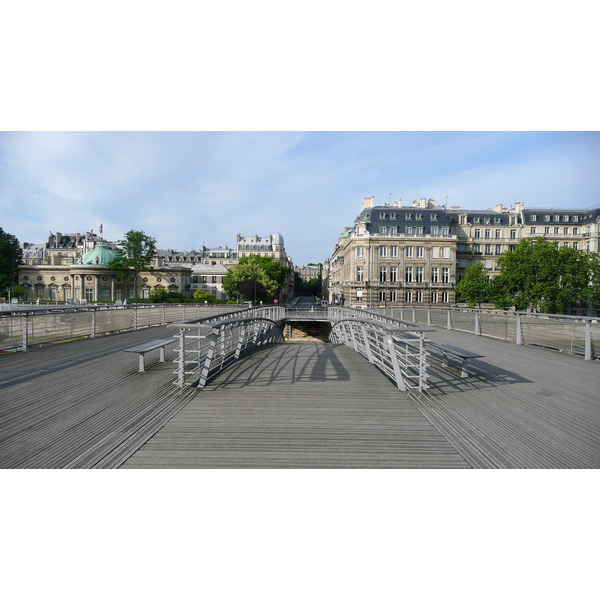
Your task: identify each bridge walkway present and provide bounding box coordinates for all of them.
[0,323,598,468]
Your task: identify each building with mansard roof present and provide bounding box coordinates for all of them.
[326,197,600,310]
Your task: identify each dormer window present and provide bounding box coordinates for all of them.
[554,215,560,222]
[563,215,569,222]
[380,226,387,234]
[416,213,423,221]
[430,213,438,221]
[494,217,501,224]
[380,212,386,219]
[544,215,551,222]
[484,218,490,224]
[390,212,396,220]
[474,217,481,224]
[573,215,579,222]
[531,215,537,222]
[405,213,412,220]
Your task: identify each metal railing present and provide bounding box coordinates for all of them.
[0,303,240,352]
[329,319,432,391]
[371,306,599,360]
[171,311,285,388]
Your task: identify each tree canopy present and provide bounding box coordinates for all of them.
[0,227,23,293]
[109,230,157,298]
[223,255,291,302]
[455,263,489,307]
[491,237,600,313]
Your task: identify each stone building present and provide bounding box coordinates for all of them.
[18,232,191,302]
[327,198,600,309]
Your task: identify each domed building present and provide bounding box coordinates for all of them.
[17,233,192,303]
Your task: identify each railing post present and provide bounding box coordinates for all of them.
[475,310,480,336]
[21,314,29,352]
[585,320,592,360]
[516,313,523,345]
[133,305,138,330]
[162,304,166,325]
[447,309,452,330]
[386,335,407,391]
[91,309,96,339]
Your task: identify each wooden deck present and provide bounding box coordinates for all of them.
[1,324,599,468]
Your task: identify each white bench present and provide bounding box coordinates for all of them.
[429,343,485,378]
[123,338,176,372]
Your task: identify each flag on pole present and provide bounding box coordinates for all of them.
[99,223,103,234]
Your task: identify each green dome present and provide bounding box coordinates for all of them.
[79,244,117,265]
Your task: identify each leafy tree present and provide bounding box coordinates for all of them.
[193,289,217,303]
[493,237,600,313]
[0,227,23,293]
[455,263,490,307]
[109,230,157,299]
[223,256,291,302]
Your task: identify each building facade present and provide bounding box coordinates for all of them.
[327,198,600,309]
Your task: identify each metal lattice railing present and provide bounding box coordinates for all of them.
[171,313,285,388]
[328,312,434,391]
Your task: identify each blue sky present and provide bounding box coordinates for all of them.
[1,131,599,266]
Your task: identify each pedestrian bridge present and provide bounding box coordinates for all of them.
[0,304,598,468]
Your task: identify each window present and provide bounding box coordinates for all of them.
[554,215,560,222]
[573,215,579,222]
[405,213,412,220]
[442,247,450,259]
[380,226,387,234]
[390,213,396,220]
[406,246,414,258]
[432,291,439,303]
[442,291,449,303]
[442,226,449,235]
[495,245,502,255]
[389,226,397,234]
[416,213,423,221]
[485,244,492,255]
[378,290,386,302]
[474,217,481,224]
[390,290,397,302]
[357,246,364,258]
[379,246,387,257]
[495,229,502,238]
[563,215,569,222]
[531,227,537,234]
[406,226,413,234]
[380,212,386,219]
[474,229,481,238]
[390,246,398,258]
[564,242,569,247]
[357,266,364,282]
[510,230,517,239]
[544,215,550,222]
[415,227,424,235]
[431,267,439,283]
[405,267,413,282]
[531,215,537,221]
[416,267,424,282]
[416,291,423,303]
[405,291,413,302]
[554,227,559,234]
[211,276,217,284]
[485,229,491,238]
[573,228,579,234]
[390,266,398,282]
[573,242,578,250]
[430,213,438,221]
[544,227,550,234]
[379,267,387,282]
[85,288,94,301]
[431,226,439,235]
[432,246,440,259]
[563,227,569,235]
[416,246,424,258]
[442,267,450,283]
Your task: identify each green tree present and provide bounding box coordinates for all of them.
[109,230,157,299]
[493,237,600,313]
[193,289,217,303]
[223,256,291,302]
[455,263,490,307]
[0,227,23,294]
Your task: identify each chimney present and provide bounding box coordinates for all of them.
[361,196,375,211]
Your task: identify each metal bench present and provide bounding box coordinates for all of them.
[429,343,485,378]
[123,338,176,372]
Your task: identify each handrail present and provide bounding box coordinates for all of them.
[329,316,435,391]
